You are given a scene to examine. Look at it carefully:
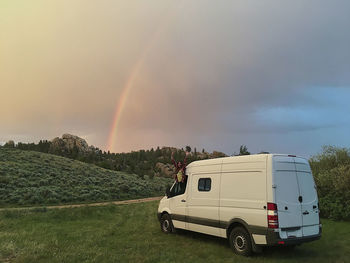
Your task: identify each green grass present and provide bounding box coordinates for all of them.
[0,148,171,207]
[0,201,349,263]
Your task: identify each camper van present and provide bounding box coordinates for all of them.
[157,154,321,256]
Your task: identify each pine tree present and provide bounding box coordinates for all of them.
[239,145,250,155]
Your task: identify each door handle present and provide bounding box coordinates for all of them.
[303,211,309,215]
[181,199,186,202]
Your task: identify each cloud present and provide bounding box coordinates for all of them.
[115,1,350,155]
[1,0,350,156]
[254,87,350,133]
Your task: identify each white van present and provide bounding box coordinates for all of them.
[157,154,321,256]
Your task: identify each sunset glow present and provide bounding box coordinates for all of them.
[1,1,350,156]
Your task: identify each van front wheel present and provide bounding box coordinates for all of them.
[229,227,252,256]
[160,214,174,233]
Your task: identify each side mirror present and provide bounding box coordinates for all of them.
[166,186,171,198]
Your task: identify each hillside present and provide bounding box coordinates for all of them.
[6,134,227,179]
[0,148,172,207]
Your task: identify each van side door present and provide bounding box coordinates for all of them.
[187,173,221,237]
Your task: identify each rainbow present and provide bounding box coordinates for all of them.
[106,2,184,152]
[106,57,144,152]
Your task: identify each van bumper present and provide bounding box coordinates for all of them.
[266,226,322,246]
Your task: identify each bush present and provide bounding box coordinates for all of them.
[0,148,171,207]
[310,146,350,220]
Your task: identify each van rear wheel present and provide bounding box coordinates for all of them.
[229,227,252,256]
[160,214,174,233]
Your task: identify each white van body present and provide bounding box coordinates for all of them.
[157,154,321,251]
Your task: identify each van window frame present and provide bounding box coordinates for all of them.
[169,177,188,198]
[198,177,211,192]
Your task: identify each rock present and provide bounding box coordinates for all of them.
[195,152,209,159]
[155,162,175,178]
[211,151,227,158]
[62,134,90,152]
[50,134,92,154]
[4,140,15,148]
[194,151,227,159]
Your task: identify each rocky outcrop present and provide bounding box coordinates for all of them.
[192,151,227,159]
[211,151,227,158]
[63,134,91,152]
[4,140,15,148]
[153,150,227,178]
[50,134,93,154]
[155,162,175,178]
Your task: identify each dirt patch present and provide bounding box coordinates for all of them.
[0,196,163,211]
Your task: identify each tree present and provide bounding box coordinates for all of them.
[155,146,161,158]
[239,145,250,155]
[310,146,350,220]
[4,140,15,148]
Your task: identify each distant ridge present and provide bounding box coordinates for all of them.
[4,134,228,179]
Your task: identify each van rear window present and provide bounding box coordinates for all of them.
[198,178,211,191]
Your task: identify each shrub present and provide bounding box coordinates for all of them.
[0,148,174,207]
[310,146,350,220]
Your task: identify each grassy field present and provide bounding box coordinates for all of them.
[0,201,349,263]
[0,148,171,207]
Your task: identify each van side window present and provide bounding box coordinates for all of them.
[198,178,211,191]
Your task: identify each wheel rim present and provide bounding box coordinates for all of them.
[234,234,246,252]
[162,219,170,231]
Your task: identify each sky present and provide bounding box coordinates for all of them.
[1,0,350,157]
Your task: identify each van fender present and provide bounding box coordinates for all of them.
[157,208,171,222]
[225,218,250,237]
[225,218,265,253]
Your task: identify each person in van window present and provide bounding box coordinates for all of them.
[171,151,189,183]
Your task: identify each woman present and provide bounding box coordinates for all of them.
[171,151,189,183]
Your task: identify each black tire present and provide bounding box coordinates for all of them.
[229,227,253,256]
[160,214,174,233]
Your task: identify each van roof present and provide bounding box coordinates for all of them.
[186,153,308,168]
